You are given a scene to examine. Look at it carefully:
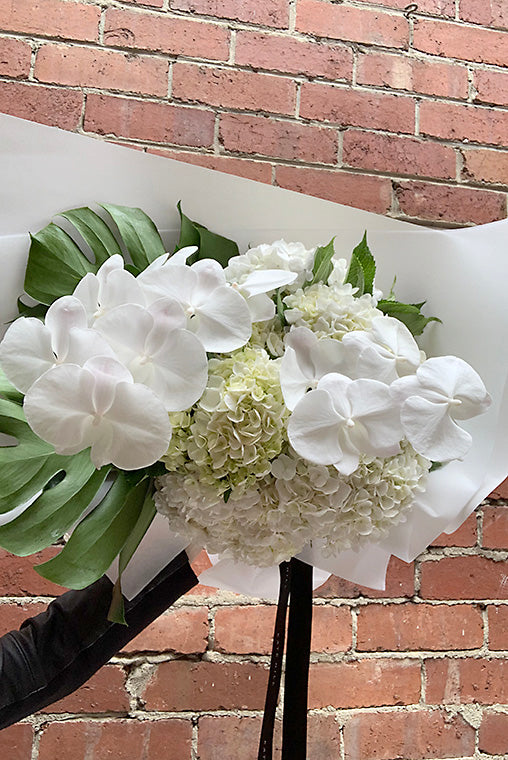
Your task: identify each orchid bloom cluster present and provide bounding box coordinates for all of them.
[0,237,491,567]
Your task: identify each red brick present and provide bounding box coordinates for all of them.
[420,556,508,599]
[357,51,468,100]
[395,180,506,225]
[214,604,351,654]
[0,724,34,760]
[35,44,168,97]
[309,659,420,708]
[420,100,508,147]
[122,606,208,653]
[475,68,508,107]
[0,81,83,129]
[479,711,508,755]
[355,0,455,13]
[459,0,508,28]
[276,165,392,214]
[171,0,289,28]
[147,148,273,183]
[490,477,508,499]
[38,720,192,760]
[0,37,32,78]
[432,513,477,547]
[344,709,475,759]
[0,547,66,596]
[426,657,508,704]
[123,0,164,6]
[142,660,268,710]
[343,131,456,180]
[0,0,100,42]
[413,18,508,67]
[296,0,409,48]
[40,664,129,713]
[84,93,215,148]
[104,9,230,62]
[483,505,508,548]
[172,63,296,116]
[235,31,353,81]
[300,83,415,133]
[198,715,339,760]
[488,605,508,649]
[357,603,483,651]
[316,557,415,599]
[0,601,47,635]
[220,113,338,163]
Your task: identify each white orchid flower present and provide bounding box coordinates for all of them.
[280,327,348,411]
[391,356,491,461]
[136,258,252,352]
[0,296,113,393]
[288,372,402,476]
[94,298,208,411]
[138,246,198,273]
[23,356,172,470]
[73,254,145,323]
[342,316,423,383]
[225,268,297,322]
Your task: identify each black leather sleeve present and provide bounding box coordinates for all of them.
[0,551,198,729]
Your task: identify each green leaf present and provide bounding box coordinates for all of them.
[306,238,336,287]
[35,473,151,589]
[276,288,286,328]
[429,461,444,472]
[16,298,48,321]
[24,224,95,304]
[101,203,165,272]
[345,232,375,296]
[0,368,23,405]
[377,299,442,337]
[108,579,127,625]
[59,207,122,266]
[177,202,239,267]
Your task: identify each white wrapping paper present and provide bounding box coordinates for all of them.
[1,113,507,599]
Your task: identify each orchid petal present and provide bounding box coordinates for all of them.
[65,327,116,366]
[280,346,313,411]
[101,268,145,311]
[147,328,208,411]
[146,298,188,351]
[416,356,491,419]
[45,296,88,358]
[0,317,54,392]
[192,286,252,352]
[191,259,227,305]
[72,272,100,322]
[94,304,154,364]
[239,269,297,297]
[246,293,276,322]
[401,395,472,460]
[316,373,353,420]
[138,264,195,307]
[288,389,343,465]
[84,356,133,416]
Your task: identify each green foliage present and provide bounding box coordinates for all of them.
[377,299,441,337]
[345,232,375,296]
[177,202,239,267]
[306,238,336,287]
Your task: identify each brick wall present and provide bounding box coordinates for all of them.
[0,1,507,757]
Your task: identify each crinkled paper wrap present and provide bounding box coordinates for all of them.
[1,113,507,599]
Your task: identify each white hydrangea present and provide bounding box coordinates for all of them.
[225,240,316,291]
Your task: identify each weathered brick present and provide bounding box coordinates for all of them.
[357,603,483,651]
[0,547,66,596]
[220,113,338,163]
[343,131,456,179]
[104,9,230,62]
[296,0,409,48]
[459,0,508,28]
[0,0,99,41]
[490,477,508,499]
[357,51,468,99]
[0,724,34,760]
[0,601,47,636]
[38,720,192,760]
[426,657,508,704]
[474,68,508,108]
[316,557,415,599]
[39,664,129,713]
[0,36,32,78]
[413,18,508,67]
[479,711,508,755]
[309,659,420,708]
[275,165,392,214]
[84,93,215,147]
[142,660,268,710]
[198,715,339,760]
[122,606,209,653]
[432,513,477,547]
[343,709,475,759]
[488,605,508,649]
[355,0,455,13]
[35,44,168,97]
[300,82,415,133]
[147,148,273,183]
[172,63,296,116]
[123,0,164,6]
[482,505,508,548]
[420,556,508,599]
[395,180,506,224]
[420,100,508,147]
[0,81,83,129]
[171,0,289,29]
[235,31,353,81]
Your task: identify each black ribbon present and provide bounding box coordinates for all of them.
[258,558,313,760]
